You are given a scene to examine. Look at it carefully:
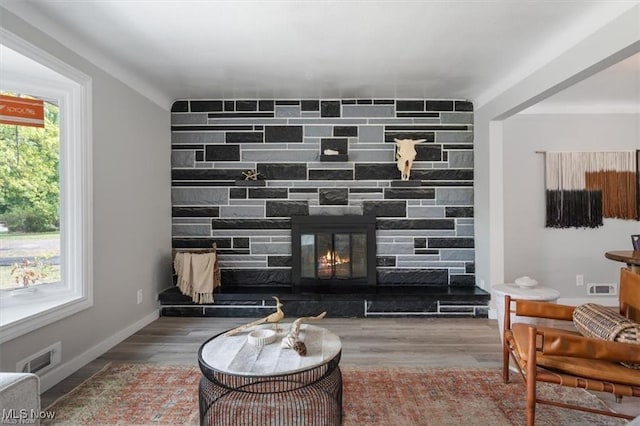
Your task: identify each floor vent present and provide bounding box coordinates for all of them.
[587,283,617,296]
[17,342,61,375]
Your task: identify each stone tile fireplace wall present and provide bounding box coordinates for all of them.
[171,98,474,290]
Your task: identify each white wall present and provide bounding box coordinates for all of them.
[0,8,172,387]
[474,5,640,294]
[503,113,640,298]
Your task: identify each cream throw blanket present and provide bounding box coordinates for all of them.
[174,252,216,303]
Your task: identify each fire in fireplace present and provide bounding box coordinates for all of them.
[291,216,376,291]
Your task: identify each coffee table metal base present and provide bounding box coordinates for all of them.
[199,356,342,425]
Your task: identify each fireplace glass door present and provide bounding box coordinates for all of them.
[300,232,367,280]
[291,215,376,290]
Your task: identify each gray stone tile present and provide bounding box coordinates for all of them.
[367,119,414,124]
[172,218,211,224]
[220,261,268,268]
[308,206,363,215]
[220,255,267,261]
[213,162,256,169]
[171,113,208,125]
[407,200,421,206]
[301,112,321,118]
[349,143,393,150]
[251,243,291,255]
[287,118,367,124]
[251,237,271,242]
[441,112,474,124]
[295,181,333,188]
[448,151,474,168]
[271,237,291,243]
[171,132,225,143]
[456,224,475,236]
[440,249,475,261]
[228,200,267,206]
[377,243,414,255]
[396,255,439,262]
[357,126,383,142]
[411,162,435,168]
[242,149,318,162]
[195,162,214,168]
[305,126,333,137]
[393,237,414,242]
[343,105,394,118]
[457,218,475,225]
[435,131,474,143]
[171,224,211,236]
[397,261,465,268]
[307,162,353,169]
[303,137,320,144]
[171,151,195,168]
[432,163,449,169]
[412,119,442,124]
[349,150,393,162]
[276,106,301,117]
[376,230,455,237]
[348,193,384,200]
[436,188,474,205]
[376,237,396,243]
[207,119,288,125]
[289,192,319,200]
[334,181,379,187]
[220,206,265,217]
[267,181,294,187]
[421,199,436,205]
[240,143,288,150]
[211,230,290,237]
[407,206,445,218]
[172,188,228,205]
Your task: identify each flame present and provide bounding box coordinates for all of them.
[320,250,349,265]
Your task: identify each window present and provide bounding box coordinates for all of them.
[0,28,92,344]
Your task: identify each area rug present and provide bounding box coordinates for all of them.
[43,363,625,425]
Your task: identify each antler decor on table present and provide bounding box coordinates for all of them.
[281,311,327,356]
[224,296,285,337]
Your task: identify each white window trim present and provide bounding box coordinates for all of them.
[0,28,93,344]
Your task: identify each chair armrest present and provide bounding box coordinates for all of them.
[541,329,640,364]
[513,299,575,321]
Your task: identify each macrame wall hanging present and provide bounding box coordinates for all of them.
[544,151,639,228]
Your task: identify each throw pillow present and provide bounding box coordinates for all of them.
[573,303,640,368]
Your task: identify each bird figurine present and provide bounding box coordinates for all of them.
[224,296,284,337]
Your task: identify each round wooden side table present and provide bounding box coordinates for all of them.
[605,250,640,273]
[198,323,342,426]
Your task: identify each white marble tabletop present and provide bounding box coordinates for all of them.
[200,323,342,377]
[492,283,560,300]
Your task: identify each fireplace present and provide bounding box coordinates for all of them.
[291,215,376,292]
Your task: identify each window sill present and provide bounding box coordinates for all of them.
[0,282,92,344]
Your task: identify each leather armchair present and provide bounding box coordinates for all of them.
[503,268,640,425]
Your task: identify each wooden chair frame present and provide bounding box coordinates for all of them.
[503,268,640,425]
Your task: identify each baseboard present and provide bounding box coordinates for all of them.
[39,309,159,393]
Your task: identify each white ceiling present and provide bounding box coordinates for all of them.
[2,0,639,110]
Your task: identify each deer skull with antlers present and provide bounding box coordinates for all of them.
[395,138,426,181]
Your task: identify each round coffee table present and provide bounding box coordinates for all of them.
[198,323,342,426]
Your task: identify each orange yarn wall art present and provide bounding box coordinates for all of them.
[544,151,639,228]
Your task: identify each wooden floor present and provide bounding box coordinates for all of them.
[41,316,639,418]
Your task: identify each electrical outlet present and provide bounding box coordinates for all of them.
[575,274,584,286]
[137,289,143,304]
